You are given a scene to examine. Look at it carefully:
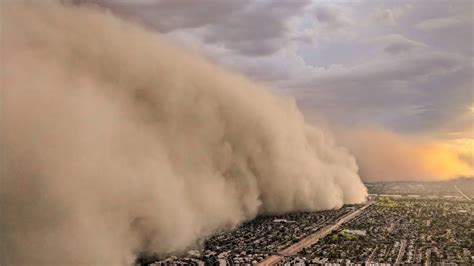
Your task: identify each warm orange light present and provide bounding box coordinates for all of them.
[468,104,474,113]
[421,140,474,180]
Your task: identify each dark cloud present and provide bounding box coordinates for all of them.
[87,0,310,56]
[74,0,472,136]
[370,5,411,25]
[89,0,248,32]
[203,1,310,56]
[415,16,468,31]
[406,64,474,133]
[301,52,464,89]
[294,52,469,132]
[314,5,353,30]
[371,34,427,56]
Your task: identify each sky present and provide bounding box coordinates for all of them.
[2,2,471,264]
[90,0,473,140]
[82,0,474,177]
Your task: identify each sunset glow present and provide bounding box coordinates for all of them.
[421,142,473,180]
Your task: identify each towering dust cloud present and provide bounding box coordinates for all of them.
[0,2,367,265]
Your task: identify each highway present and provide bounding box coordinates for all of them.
[258,200,374,266]
[395,239,407,264]
[454,185,471,201]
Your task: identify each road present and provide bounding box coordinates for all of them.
[395,239,407,264]
[258,201,374,266]
[364,246,377,264]
[454,185,471,200]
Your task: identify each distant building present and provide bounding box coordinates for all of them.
[342,229,367,236]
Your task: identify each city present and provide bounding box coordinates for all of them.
[143,179,473,265]
[2,2,473,265]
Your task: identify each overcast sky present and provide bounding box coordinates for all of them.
[92,0,473,139]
